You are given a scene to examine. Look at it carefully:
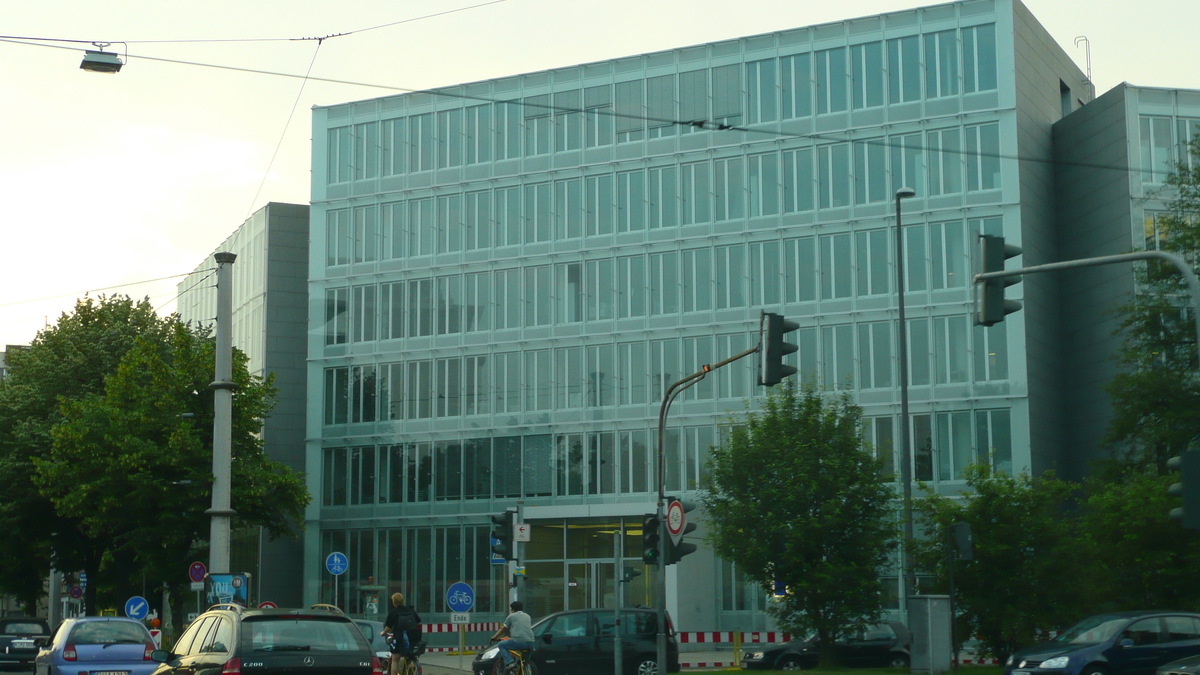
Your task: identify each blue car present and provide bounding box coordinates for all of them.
[1005,612,1200,675]
[36,617,159,675]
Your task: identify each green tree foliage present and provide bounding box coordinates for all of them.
[913,465,1080,662]
[1105,136,1200,472]
[0,295,309,616]
[702,383,897,668]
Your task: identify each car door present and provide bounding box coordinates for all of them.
[1105,617,1167,675]
[534,612,596,675]
[1160,617,1200,667]
[191,618,234,675]
[161,617,218,675]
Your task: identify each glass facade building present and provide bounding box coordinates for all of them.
[306,0,1093,630]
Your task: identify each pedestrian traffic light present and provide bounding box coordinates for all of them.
[622,566,642,583]
[664,498,698,566]
[1168,448,1200,530]
[759,311,800,387]
[641,514,661,566]
[975,234,1023,326]
[490,510,516,561]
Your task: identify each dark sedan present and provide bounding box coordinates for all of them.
[1005,612,1200,675]
[1161,654,1200,675]
[0,618,49,672]
[741,622,910,671]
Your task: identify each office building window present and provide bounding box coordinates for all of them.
[855,229,891,296]
[554,89,583,152]
[352,206,379,263]
[557,262,584,324]
[713,244,747,310]
[408,113,436,172]
[890,133,925,197]
[929,221,968,290]
[679,69,708,133]
[586,258,616,321]
[781,53,813,119]
[354,122,379,180]
[816,47,849,114]
[784,236,817,303]
[464,190,493,251]
[616,254,647,319]
[863,417,896,479]
[821,324,855,390]
[327,209,351,266]
[783,148,815,213]
[714,157,745,221]
[851,42,884,110]
[907,317,931,386]
[435,275,463,335]
[748,153,780,217]
[1141,116,1175,183]
[322,447,348,506]
[928,128,963,196]
[887,36,921,103]
[682,248,713,313]
[647,74,677,139]
[965,123,1001,191]
[525,182,553,243]
[818,143,851,209]
[437,108,464,168]
[750,240,782,306]
[649,251,680,315]
[328,126,352,184]
[962,24,997,93]
[615,80,645,143]
[976,408,1013,475]
[857,321,893,389]
[747,59,778,124]
[820,233,853,300]
[351,285,376,343]
[555,178,585,240]
[617,170,647,232]
[323,366,349,425]
[648,166,679,229]
[936,412,974,481]
[325,288,349,345]
[586,174,615,236]
[465,104,493,164]
[854,139,888,204]
[524,95,552,156]
[584,84,614,148]
[681,161,712,225]
[524,265,552,327]
[925,30,959,99]
[904,223,928,292]
[350,365,377,423]
[495,101,523,161]
[973,322,1009,381]
[933,315,970,384]
[712,64,743,126]
[436,195,464,254]
[556,347,585,410]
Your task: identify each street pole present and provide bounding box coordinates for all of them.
[614,534,623,675]
[656,345,760,675]
[894,188,917,608]
[208,252,237,575]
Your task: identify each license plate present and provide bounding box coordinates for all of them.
[93,671,131,675]
[10,640,34,649]
[1013,670,1033,675]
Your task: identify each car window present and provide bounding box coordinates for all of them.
[201,619,232,653]
[595,612,617,637]
[174,617,213,656]
[625,612,657,637]
[68,621,150,645]
[863,625,896,641]
[2,622,47,635]
[1122,618,1163,646]
[244,617,366,652]
[1052,616,1129,645]
[1165,617,1200,643]
[547,613,590,638]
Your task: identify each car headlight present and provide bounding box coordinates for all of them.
[480,647,499,660]
[748,652,763,660]
[1006,656,1014,666]
[1040,657,1070,669]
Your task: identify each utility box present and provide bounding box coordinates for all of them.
[908,595,952,674]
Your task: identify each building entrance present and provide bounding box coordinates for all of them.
[566,561,617,609]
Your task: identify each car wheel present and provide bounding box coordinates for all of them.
[633,656,658,675]
[888,654,910,669]
[778,656,806,671]
[1080,666,1108,675]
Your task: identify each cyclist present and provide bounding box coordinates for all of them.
[489,600,535,672]
[381,592,422,675]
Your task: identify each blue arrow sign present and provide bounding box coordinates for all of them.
[125,595,149,620]
[326,551,349,576]
[445,582,474,613]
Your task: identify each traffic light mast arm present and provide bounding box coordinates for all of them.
[973,249,1200,365]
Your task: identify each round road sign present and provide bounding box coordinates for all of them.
[258,601,278,609]
[326,551,349,576]
[666,500,686,538]
[68,585,83,600]
[189,561,207,583]
[125,596,149,620]
[445,582,475,613]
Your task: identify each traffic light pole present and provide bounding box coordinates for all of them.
[655,344,760,675]
[973,249,1200,366]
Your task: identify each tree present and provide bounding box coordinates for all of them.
[913,465,1081,662]
[702,382,897,668]
[0,295,309,619]
[1104,136,1200,471]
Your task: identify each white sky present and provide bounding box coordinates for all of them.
[2,0,1198,348]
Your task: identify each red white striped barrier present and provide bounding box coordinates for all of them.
[420,623,501,633]
[425,645,487,653]
[680,661,737,668]
[677,632,791,644]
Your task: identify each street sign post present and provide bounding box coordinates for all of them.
[125,596,149,620]
[326,552,348,608]
[666,500,686,544]
[514,523,531,542]
[189,561,207,583]
[445,582,475,613]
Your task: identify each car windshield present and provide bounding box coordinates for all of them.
[1051,616,1130,645]
[2,623,46,636]
[244,617,366,652]
[68,622,148,645]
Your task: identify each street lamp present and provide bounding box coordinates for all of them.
[80,43,125,73]
[893,186,917,607]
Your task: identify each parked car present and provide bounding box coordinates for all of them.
[472,608,679,675]
[1004,611,1200,675]
[741,621,910,671]
[0,617,49,672]
[35,617,158,675]
[148,605,381,675]
[353,620,392,661]
[1161,654,1200,675]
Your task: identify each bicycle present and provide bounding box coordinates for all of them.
[387,635,426,675]
[490,640,536,675]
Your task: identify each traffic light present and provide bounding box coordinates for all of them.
[1168,449,1200,530]
[664,498,698,566]
[758,311,800,387]
[641,514,661,566]
[975,234,1023,326]
[490,510,516,561]
[951,522,973,561]
[622,566,642,583]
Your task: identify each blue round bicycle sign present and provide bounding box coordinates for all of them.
[326,551,348,576]
[445,582,474,612]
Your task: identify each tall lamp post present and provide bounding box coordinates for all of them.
[208,252,237,575]
[893,187,917,605]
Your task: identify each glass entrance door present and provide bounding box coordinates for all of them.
[566,561,617,609]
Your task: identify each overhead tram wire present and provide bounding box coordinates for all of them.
[0,37,1148,180]
[0,271,207,309]
[156,268,220,313]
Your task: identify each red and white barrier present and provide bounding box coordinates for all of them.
[420,623,501,633]
[677,631,791,644]
[680,660,738,668]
